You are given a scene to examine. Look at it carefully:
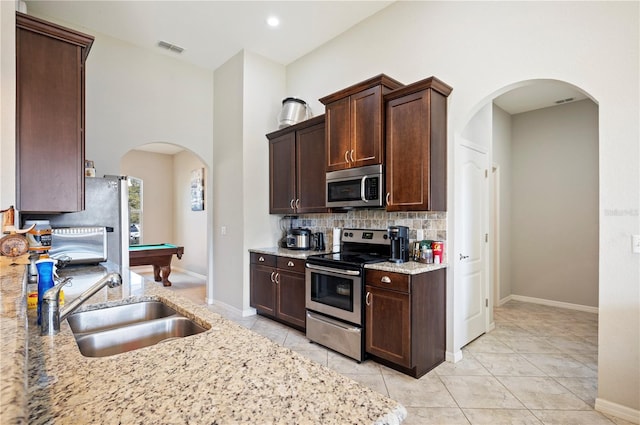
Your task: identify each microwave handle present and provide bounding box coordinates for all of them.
[361,176,369,203]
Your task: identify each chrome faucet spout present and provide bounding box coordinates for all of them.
[41,272,122,335]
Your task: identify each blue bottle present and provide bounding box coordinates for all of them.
[36,259,56,325]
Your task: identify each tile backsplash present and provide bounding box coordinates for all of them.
[282,209,447,247]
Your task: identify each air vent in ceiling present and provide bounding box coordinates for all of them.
[554,97,575,105]
[158,40,184,54]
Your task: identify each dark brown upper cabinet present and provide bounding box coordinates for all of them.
[267,115,328,214]
[320,74,403,172]
[16,12,94,213]
[384,77,452,212]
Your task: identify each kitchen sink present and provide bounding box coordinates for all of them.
[67,300,208,357]
[67,301,179,334]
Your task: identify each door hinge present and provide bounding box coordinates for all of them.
[485,169,488,178]
[485,298,489,307]
[485,233,488,243]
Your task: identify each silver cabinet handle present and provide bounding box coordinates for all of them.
[365,291,371,306]
[287,260,294,267]
[344,150,349,163]
[274,272,280,284]
[258,256,265,262]
[290,199,295,210]
[460,254,469,260]
[350,149,355,163]
[381,276,391,284]
[385,192,390,205]
[270,271,275,283]
[295,198,300,209]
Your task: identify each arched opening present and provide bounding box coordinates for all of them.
[120,142,208,303]
[454,77,599,352]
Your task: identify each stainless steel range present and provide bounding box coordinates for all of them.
[305,228,390,361]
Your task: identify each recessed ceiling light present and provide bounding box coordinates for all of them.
[266,16,280,27]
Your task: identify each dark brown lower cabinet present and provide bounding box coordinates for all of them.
[365,268,446,378]
[250,253,306,331]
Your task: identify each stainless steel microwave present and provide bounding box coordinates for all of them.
[326,164,384,208]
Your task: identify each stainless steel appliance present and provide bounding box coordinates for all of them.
[388,225,410,263]
[326,164,384,208]
[305,228,390,361]
[49,227,108,264]
[286,228,312,250]
[22,176,130,268]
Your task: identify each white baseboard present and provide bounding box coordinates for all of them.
[497,294,513,306]
[507,294,599,314]
[596,397,640,424]
[170,266,206,281]
[446,350,463,363]
[206,298,257,318]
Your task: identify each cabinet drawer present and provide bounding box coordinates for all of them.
[250,253,276,267]
[276,256,305,274]
[366,270,410,293]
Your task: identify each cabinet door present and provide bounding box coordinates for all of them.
[365,285,412,368]
[17,28,85,212]
[351,86,383,168]
[269,132,296,214]
[250,264,276,316]
[385,89,430,211]
[276,269,306,330]
[296,122,327,213]
[325,97,351,172]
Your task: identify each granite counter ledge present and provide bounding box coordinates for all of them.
[366,261,448,275]
[250,247,333,259]
[24,270,406,424]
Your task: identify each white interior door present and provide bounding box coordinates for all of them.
[454,137,489,349]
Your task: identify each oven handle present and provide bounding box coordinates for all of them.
[305,263,360,276]
[360,175,368,203]
[306,311,361,332]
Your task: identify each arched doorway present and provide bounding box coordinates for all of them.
[453,79,599,353]
[121,142,209,303]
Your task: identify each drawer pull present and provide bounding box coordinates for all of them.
[258,256,265,262]
[365,291,371,306]
[287,261,294,267]
[381,276,392,284]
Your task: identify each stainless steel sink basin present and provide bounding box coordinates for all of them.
[67,300,208,357]
[74,316,207,357]
[67,301,179,334]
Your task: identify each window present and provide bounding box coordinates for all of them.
[128,176,142,245]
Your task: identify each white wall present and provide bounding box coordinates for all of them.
[492,105,512,302]
[511,100,599,307]
[0,2,16,210]
[285,0,639,416]
[173,151,207,276]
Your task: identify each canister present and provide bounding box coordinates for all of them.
[431,241,444,264]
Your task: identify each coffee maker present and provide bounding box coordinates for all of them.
[387,225,410,263]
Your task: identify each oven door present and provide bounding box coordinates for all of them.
[305,263,362,325]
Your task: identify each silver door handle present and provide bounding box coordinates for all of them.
[344,150,350,163]
[381,276,391,284]
[287,261,294,267]
[305,263,360,276]
[365,291,371,306]
[290,199,295,210]
[350,149,355,163]
[295,198,300,209]
[274,272,280,284]
[270,271,276,283]
[460,254,469,260]
[360,176,368,202]
[385,192,390,205]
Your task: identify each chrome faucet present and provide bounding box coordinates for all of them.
[41,272,123,335]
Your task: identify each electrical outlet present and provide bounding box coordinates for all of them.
[633,234,640,254]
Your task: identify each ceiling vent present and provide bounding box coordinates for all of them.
[554,97,575,105]
[157,40,184,54]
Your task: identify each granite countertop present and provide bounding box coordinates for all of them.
[1,255,406,424]
[250,247,447,275]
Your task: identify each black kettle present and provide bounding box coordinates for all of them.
[313,232,325,251]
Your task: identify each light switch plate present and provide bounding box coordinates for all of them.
[633,234,640,254]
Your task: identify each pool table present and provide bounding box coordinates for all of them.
[129,244,184,286]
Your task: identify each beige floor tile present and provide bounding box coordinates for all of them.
[341,373,389,396]
[544,335,598,354]
[326,351,381,375]
[434,355,491,377]
[403,407,470,425]
[553,377,598,407]
[291,349,328,367]
[567,352,598,371]
[384,373,458,408]
[604,413,638,425]
[499,337,563,354]
[472,353,546,377]
[532,409,616,424]
[498,376,591,410]
[439,375,524,409]
[462,408,543,424]
[282,329,326,352]
[521,353,597,378]
[465,335,515,354]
